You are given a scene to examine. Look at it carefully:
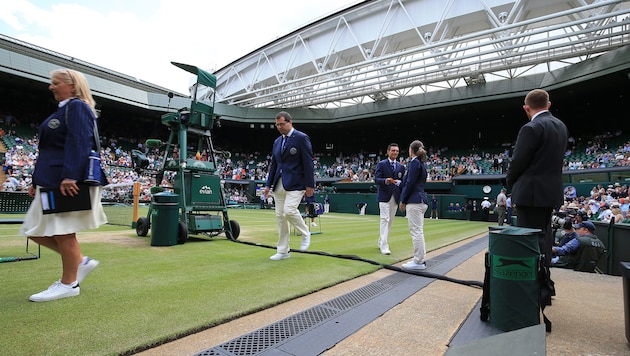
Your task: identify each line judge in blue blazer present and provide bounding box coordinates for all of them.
[20,69,107,302]
[374,143,405,255]
[264,111,315,260]
[399,140,430,271]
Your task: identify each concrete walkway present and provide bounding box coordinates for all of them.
[137,234,628,356]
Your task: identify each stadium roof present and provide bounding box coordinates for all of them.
[1,0,629,152]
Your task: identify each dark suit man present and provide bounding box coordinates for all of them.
[506,89,568,266]
[374,143,405,255]
[264,111,315,260]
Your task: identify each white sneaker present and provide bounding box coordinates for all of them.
[269,253,291,261]
[379,241,391,255]
[29,281,80,302]
[300,233,311,251]
[401,260,427,271]
[311,221,317,227]
[77,257,99,283]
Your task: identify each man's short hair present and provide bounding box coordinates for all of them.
[525,89,550,110]
[276,111,292,122]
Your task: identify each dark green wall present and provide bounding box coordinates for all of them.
[313,192,467,219]
[451,184,505,201]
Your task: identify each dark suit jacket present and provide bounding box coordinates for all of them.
[400,158,429,205]
[33,99,104,188]
[266,129,315,191]
[506,111,568,207]
[374,159,405,203]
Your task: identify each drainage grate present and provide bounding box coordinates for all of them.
[196,273,412,356]
[219,306,337,356]
[323,274,406,312]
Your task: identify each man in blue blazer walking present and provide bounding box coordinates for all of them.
[264,111,315,260]
[374,143,405,254]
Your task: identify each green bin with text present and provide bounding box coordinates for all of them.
[150,192,179,246]
[488,226,541,331]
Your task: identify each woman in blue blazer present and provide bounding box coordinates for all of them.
[399,140,430,271]
[20,69,107,302]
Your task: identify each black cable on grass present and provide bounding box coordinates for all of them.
[233,239,483,289]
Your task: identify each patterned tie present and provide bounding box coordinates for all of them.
[391,161,395,171]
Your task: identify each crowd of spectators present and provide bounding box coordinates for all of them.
[564,131,630,170]
[2,109,630,206]
[557,182,630,223]
[219,146,513,184]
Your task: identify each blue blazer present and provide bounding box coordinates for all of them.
[400,158,429,205]
[266,129,315,191]
[33,99,105,188]
[374,159,405,203]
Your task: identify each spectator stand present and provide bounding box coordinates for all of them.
[0,190,31,217]
[0,191,39,262]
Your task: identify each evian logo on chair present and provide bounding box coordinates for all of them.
[199,185,213,195]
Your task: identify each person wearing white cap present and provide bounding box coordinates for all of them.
[481,196,492,221]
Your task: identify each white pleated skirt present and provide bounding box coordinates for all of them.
[20,186,108,237]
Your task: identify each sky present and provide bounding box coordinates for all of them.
[0,0,359,94]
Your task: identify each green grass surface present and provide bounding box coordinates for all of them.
[0,209,492,355]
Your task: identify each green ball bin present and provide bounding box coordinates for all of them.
[150,192,179,246]
[488,226,542,332]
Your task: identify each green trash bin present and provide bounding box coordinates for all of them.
[488,226,542,332]
[150,192,179,246]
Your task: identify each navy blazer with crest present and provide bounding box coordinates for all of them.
[400,157,429,205]
[33,99,105,188]
[265,129,315,192]
[374,158,405,203]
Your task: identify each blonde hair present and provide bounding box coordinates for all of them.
[51,68,97,116]
[409,140,427,162]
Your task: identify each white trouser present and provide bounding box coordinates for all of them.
[406,203,428,263]
[378,196,397,249]
[273,179,309,253]
[324,203,330,213]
